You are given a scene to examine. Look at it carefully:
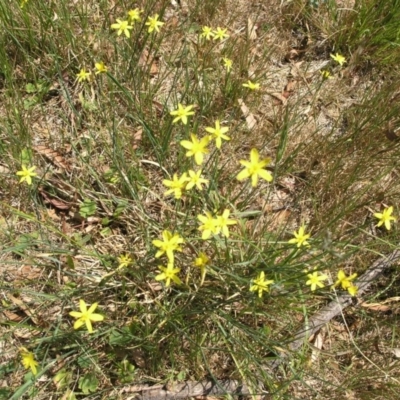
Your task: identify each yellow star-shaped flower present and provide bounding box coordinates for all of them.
[288,226,311,247]
[128,8,142,23]
[242,80,260,90]
[334,270,357,290]
[236,148,273,187]
[145,14,164,33]
[152,230,184,263]
[76,68,91,82]
[163,173,188,199]
[205,120,230,149]
[213,27,229,41]
[198,212,219,240]
[16,165,37,185]
[374,206,396,230]
[94,62,108,74]
[20,347,38,375]
[69,300,104,333]
[215,209,237,238]
[201,26,214,40]
[180,134,210,165]
[330,53,346,66]
[222,57,232,72]
[306,271,328,291]
[170,103,195,125]
[250,271,274,298]
[111,19,133,38]
[186,169,209,191]
[155,263,182,287]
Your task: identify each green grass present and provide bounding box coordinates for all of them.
[1,0,400,399]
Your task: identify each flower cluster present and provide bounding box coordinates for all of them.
[111,9,164,38]
[200,26,229,41]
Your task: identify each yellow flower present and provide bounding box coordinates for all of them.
[16,165,37,185]
[128,8,142,23]
[155,263,182,287]
[170,103,195,125]
[111,19,133,38]
[236,148,273,187]
[330,53,346,66]
[320,70,333,79]
[180,134,210,165]
[186,169,209,191]
[374,206,396,230]
[347,285,358,296]
[288,226,311,247]
[306,271,328,291]
[215,209,237,238]
[213,27,229,41]
[193,252,210,285]
[222,57,232,72]
[242,80,260,90]
[20,0,29,8]
[334,270,357,290]
[205,120,230,149]
[95,61,108,74]
[145,14,164,33]
[163,172,188,199]
[250,271,274,298]
[69,299,104,333]
[20,347,38,375]
[76,68,91,82]
[152,230,184,263]
[117,254,133,269]
[198,212,219,240]
[200,26,214,40]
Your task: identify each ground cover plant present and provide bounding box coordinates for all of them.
[1,0,400,399]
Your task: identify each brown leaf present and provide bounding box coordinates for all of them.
[284,49,300,62]
[33,145,72,171]
[39,187,71,210]
[268,92,288,106]
[238,98,257,129]
[247,17,257,40]
[138,48,159,76]
[2,310,23,322]
[360,302,391,312]
[283,80,297,98]
[132,128,143,149]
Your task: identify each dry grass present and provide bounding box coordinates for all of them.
[1,0,400,399]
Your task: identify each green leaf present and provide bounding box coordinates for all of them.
[79,199,97,218]
[78,372,98,394]
[20,148,33,166]
[113,199,129,218]
[25,83,37,93]
[53,368,73,389]
[108,327,134,346]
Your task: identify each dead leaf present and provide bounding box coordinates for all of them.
[138,48,159,76]
[38,187,71,210]
[360,302,390,312]
[391,348,400,358]
[269,209,291,230]
[283,80,297,98]
[311,331,324,363]
[284,49,299,62]
[268,92,288,106]
[132,128,143,149]
[0,164,10,174]
[2,310,23,322]
[247,17,257,40]
[238,99,257,129]
[33,145,72,171]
